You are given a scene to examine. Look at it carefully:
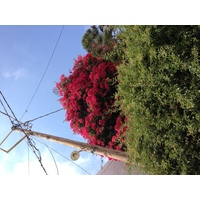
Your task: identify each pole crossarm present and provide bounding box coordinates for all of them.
[13,127,128,163]
[0,129,27,153]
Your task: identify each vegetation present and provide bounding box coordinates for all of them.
[81,25,125,63]
[57,25,200,174]
[56,54,127,152]
[115,25,200,174]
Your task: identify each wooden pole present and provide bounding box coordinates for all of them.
[13,127,128,163]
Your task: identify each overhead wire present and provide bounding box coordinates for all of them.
[1,96,31,175]
[33,137,91,175]
[0,92,19,124]
[0,110,15,122]
[23,108,64,175]
[0,98,15,125]
[1,98,64,175]
[0,26,91,175]
[19,26,64,174]
[0,91,48,175]
[20,25,65,121]
[1,93,91,175]
[32,137,59,175]
[24,108,64,124]
[27,141,30,175]
[0,26,65,175]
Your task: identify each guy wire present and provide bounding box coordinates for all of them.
[0,91,48,175]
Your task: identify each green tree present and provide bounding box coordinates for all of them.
[116,25,200,174]
[82,25,124,63]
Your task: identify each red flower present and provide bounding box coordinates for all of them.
[112,136,117,143]
[98,119,105,126]
[56,53,127,156]
[115,144,121,151]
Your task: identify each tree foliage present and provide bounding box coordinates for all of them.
[56,25,200,174]
[82,25,125,63]
[116,25,200,174]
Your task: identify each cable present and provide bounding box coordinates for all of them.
[1,98,31,175]
[0,92,19,124]
[0,91,48,175]
[27,142,30,175]
[20,25,65,121]
[24,108,64,124]
[0,110,15,121]
[1,91,89,175]
[98,160,113,175]
[0,94,62,175]
[33,137,91,175]
[0,97,14,125]
[34,137,59,175]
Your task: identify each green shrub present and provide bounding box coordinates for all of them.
[116,26,200,174]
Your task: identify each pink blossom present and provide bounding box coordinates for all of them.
[56,53,127,154]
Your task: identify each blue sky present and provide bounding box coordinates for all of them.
[0,3,198,200]
[0,25,197,200]
[0,25,108,175]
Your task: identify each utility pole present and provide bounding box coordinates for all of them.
[12,127,128,163]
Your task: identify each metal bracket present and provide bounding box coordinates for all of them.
[0,129,27,153]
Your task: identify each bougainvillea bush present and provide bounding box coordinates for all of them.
[56,53,127,152]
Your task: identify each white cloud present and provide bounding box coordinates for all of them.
[0,148,99,175]
[11,158,82,175]
[2,68,27,80]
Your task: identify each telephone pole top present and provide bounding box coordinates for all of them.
[12,127,128,163]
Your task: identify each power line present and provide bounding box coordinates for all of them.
[0,93,16,125]
[27,141,30,175]
[0,110,15,122]
[33,137,91,175]
[34,137,59,175]
[24,108,64,124]
[0,92,20,122]
[20,25,65,121]
[0,91,48,175]
[1,92,90,175]
[0,93,64,175]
